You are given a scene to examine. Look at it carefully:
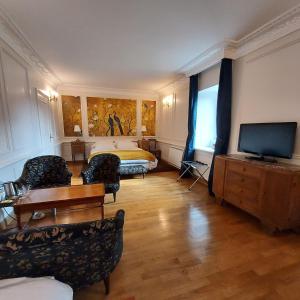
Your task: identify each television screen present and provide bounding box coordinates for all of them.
[238,122,297,159]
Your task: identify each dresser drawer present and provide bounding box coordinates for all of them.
[224,167,262,216]
[227,160,263,179]
[225,170,260,191]
[224,186,260,216]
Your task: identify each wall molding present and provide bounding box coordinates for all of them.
[236,4,300,58]
[59,83,159,99]
[0,141,62,170]
[157,139,185,148]
[180,40,237,77]
[180,4,300,77]
[0,5,61,86]
[157,76,189,95]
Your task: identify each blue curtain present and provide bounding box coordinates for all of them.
[208,58,232,195]
[180,74,199,176]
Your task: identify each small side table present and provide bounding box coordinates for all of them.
[150,149,161,160]
[71,140,86,162]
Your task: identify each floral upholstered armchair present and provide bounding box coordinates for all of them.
[81,154,121,202]
[0,210,125,295]
[16,155,72,190]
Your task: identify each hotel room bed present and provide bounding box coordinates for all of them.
[89,141,158,176]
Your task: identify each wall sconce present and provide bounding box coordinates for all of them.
[163,94,173,107]
[49,90,58,103]
[39,89,59,102]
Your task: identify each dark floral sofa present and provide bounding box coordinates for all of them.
[81,154,120,202]
[16,155,72,190]
[0,210,125,295]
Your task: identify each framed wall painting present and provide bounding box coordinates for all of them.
[61,95,82,137]
[87,97,137,136]
[142,100,156,136]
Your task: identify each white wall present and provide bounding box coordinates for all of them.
[0,41,60,227]
[230,29,300,165]
[58,85,159,161]
[157,65,220,177]
[158,29,300,175]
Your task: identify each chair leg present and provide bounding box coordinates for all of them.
[52,208,57,217]
[103,276,110,295]
[113,192,116,202]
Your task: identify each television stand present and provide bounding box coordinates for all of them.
[213,154,300,233]
[245,155,278,163]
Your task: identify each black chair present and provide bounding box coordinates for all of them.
[0,210,125,295]
[81,154,120,202]
[16,155,72,190]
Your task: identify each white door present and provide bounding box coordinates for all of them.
[36,89,53,151]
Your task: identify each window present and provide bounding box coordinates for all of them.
[195,85,218,151]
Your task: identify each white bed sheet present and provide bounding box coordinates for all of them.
[90,147,158,170]
[0,277,73,300]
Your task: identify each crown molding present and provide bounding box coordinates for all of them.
[157,75,189,95]
[179,40,237,77]
[236,4,300,58]
[58,83,159,99]
[0,5,61,86]
[181,4,300,77]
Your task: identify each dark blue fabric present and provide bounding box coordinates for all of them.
[208,58,232,195]
[180,74,199,176]
[0,210,125,291]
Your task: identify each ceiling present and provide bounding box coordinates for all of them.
[0,0,299,91]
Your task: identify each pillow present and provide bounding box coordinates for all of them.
[116,141,138,150]
[91,141,116,151]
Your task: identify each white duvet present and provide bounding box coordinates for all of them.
[90,141,158,170]
[0,277,73,300]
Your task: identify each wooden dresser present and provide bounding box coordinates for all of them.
[213,154,300,232]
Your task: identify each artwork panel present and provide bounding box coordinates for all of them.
[142,100,156,136]
[87,97,137,136]
[61,95,82,137]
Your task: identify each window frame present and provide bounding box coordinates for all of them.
[194,84,219,152]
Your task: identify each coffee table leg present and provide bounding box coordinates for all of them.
[16,212,22,229]
[100,196,104,219]
[101,205,104,219]
[52,208,57,217]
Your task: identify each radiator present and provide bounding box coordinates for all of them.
[168,146,184,168]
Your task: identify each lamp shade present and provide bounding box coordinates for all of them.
[141,125,147,132]
[74,125,81,133]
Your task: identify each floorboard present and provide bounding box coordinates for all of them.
[27,168,300,299]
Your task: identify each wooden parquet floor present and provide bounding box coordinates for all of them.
[32,169,300,300]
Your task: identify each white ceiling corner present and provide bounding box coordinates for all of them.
[181,3,300,77]
[0,5,61,86]
[0,1,300,91]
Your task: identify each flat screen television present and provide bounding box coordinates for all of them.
[238,122,297,161]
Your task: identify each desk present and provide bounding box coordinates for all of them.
[14,184,105,229]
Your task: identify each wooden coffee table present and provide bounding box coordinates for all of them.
[14,184,105,229]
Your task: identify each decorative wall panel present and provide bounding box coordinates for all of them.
[87,97,137,136]
[61,95,82,137]
[142,100,156,136]
[1,50,33,150]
